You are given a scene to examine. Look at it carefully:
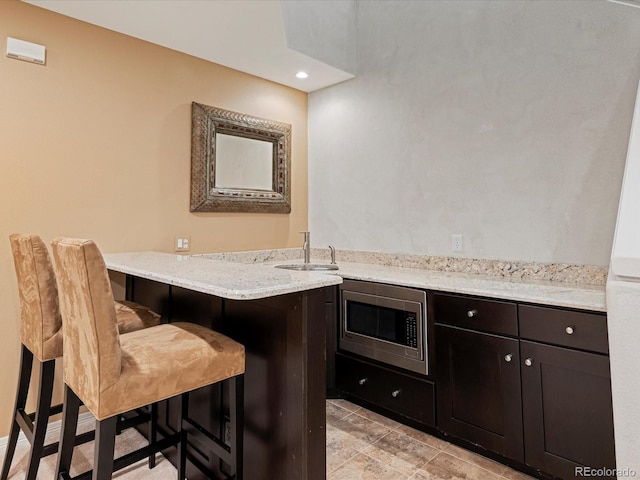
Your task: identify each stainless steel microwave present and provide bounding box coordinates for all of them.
[339,280,428,376]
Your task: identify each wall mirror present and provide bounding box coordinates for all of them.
[190,102,292,213]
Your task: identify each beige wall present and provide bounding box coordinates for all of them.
[0,0,308,437]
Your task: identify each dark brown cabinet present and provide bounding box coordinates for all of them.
[336,353,436,427]
[434,293,615,480]
[126,276,330,480]
[433,292,524,461]
[435,325,524,461]
[519,306,615,480]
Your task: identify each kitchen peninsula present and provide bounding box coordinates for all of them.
[105,251,342,480]
[105,250,608,480]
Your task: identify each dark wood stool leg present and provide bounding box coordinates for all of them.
[229,375,244,480]
[149,403,158,469]
[56,385,82,480]
[93,417,117,480]
[25,358,56,480]
[178,393,188,480]
[0,345,33,480]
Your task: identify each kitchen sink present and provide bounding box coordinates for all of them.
[275,263,339,271]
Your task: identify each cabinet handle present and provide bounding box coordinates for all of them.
[565,326,575,335]
[504,354,513,362]
[358,377,368,386]
[524,358,533,367]
[391,389,401,398]
[467,309,478,318]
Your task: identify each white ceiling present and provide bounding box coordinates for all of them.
[23,0,354,93]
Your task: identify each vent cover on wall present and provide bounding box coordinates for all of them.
[6,37,46,65]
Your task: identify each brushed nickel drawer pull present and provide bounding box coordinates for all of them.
[467,309,478,318]
[565,326,575,335]
[358,377,368,386]
[391,389,401,398]
[524,358,533,367]
[505,354,513,362]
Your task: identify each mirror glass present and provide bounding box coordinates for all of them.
[214,134,273,190]
[190,102,291,213]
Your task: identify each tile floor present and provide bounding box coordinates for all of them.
[3,400,537,479]
[327,399,536,480]
[1,422,176,479]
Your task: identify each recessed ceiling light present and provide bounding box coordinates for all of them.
[296,71,309,79]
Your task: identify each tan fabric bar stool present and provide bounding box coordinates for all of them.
[51,238,245,480]
[1,234,162,480]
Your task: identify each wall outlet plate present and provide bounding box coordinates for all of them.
[174,236,191,252]
[452,234,464,252]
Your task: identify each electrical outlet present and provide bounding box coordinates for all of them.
[174,236,191,252]
[452,234,464,252]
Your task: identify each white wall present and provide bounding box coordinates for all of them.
[606,280,640,474]
[607,79,640,474]
[309,0,640,266]
[611,77,640,278]
[280,0,357,75]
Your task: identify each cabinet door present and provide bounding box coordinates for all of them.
[436,325,523,461]
[521,341,615,479]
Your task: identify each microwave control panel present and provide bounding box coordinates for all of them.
[405,316,418,348]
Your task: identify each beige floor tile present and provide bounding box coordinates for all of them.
[327,400,355,424]
[329,398,363,413]
[2,427,176,480]
[363,431,440,476]
[326,423,363,472]
[326,419,376,453]
[332,411,392,446]
[501,466,538,480]
[395,424,450,450]
[5,400,532,480]
[414,452,506,480]
[353,407,406,430]
[443,443,508,476]
[328,453,409,480]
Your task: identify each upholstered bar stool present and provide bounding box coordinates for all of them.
[1,234,162,480]
[51,238,245,480]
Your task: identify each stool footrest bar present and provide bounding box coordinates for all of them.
[16,409,34,439]
[25,402,63,422]
[183,417,232,462]
[62,432,180,480]
[113,432,180,472]
[116,411,151,432]
[186,450,236,480]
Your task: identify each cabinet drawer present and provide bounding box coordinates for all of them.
[431,293,518,336]
[336,354,435,427]
[519,305,609,354]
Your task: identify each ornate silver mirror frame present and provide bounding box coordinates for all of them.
[190,102,292,213]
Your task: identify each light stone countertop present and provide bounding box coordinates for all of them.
[106,250,606,311]
[326,261,606,312]
[103,251,343,300]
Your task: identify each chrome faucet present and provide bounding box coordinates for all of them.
[301,231,311,264]
[328,245,336,265]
